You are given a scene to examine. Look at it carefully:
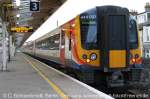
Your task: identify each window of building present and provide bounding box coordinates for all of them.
[144,15,146,21]
[146,29,149,41]
[147,13,150,21]
[147,55,149,58]
[147,50,149,53]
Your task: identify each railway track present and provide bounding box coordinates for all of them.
[143,58,150,65]
[90,82,149,99]
[105,58,150,99]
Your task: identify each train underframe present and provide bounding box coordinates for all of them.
[72,66,145,88]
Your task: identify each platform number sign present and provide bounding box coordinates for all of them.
[30,1,40,11]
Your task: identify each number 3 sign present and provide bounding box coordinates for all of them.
[30,0,40,11]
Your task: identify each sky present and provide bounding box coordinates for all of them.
[26,0,150,42]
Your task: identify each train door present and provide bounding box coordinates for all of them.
[64,32,72,65]
[97,7,130,70]
[65,22,74,66]
[60,30,65,65]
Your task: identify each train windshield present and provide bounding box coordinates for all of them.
[80,8,98,50]
[129,18,138,49]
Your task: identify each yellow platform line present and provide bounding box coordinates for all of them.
[23,57,69,99]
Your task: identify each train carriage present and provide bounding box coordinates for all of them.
[23,6,143,87]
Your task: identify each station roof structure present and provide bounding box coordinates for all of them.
[0,0,66,47]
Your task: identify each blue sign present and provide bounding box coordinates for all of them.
[30,1,40,11]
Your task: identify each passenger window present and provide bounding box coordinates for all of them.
[48,34,60,50]
[61,30,65,47]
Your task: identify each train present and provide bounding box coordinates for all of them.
[23,6,144,87]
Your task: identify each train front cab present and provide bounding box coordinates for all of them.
[72,6,143,87]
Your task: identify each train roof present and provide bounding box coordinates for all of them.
[80,5,128,15]
[35,28,60,43]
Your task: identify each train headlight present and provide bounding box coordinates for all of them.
[135,54,139,58]
[90,53,97,60]
[82,54,87,59]
[129,53,133,59]
[132,58,136,63]
[86,59,90,63]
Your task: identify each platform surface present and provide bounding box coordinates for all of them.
[0,53,113,99]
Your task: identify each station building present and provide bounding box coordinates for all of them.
[137,2,150,58]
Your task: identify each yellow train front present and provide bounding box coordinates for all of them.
[66,6,143,87]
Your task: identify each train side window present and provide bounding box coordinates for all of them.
[129,19,138,49]
[54,34,60,50]
[48,34,60,50]
[61,30,65,46]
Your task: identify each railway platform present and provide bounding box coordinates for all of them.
[0,53,113,99]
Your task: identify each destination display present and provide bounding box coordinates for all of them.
[80,15,96,20]
[11,26,33,33]
[80,14,97,25]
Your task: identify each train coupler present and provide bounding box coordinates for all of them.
[107,71,124,87]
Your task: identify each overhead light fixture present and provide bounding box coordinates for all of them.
[16,14,20,17]
[16,0,20,6]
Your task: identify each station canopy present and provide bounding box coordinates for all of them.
[0,0,66,47]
